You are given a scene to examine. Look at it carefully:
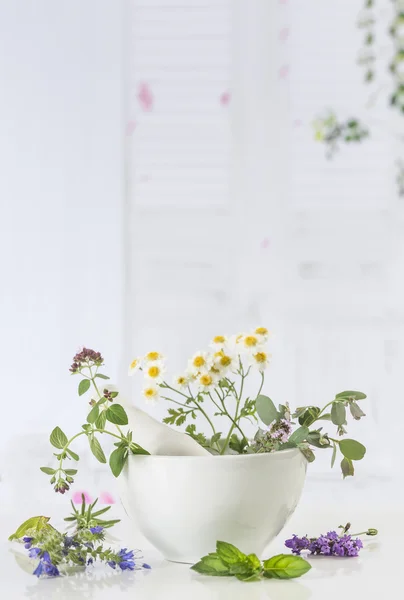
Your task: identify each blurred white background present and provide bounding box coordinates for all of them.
[0,0,402,495]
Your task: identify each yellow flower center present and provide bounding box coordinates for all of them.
[146,351,161,361]
[148,366,160,378]
[219,355,232,367]
[255,327,268,336]
[130,359,138,369]
[254,352,267,363]
[244,335,258,347]
[177,376,187,385]
[193,356,206,368]
[199,374,213,386]
[213,335,226,344]
[144,388,156,397]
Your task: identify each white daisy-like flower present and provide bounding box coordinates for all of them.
[197,371,217,392]
[187,351,212,375]
[173,374,189,390]
[144,361,165,383]
[237,333,264,352]
[128,357,142,376]
[142,384,160,403]
[254,327,271,342]
[213,350,238,374]
[251,350,271,372]
[144,351,164,362]
[209,335,228,350]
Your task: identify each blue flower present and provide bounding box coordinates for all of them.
[23,537,33,549]
[87,558,93,566]
[142,563,151,569]
[32,551,60,578]
[117,548,136,571]
[28,547,41,559]
[90,526,104,534]
[107,560,116,569]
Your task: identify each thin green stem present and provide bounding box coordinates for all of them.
[187,386,217,437]
[214,388,248,441]
[162,397,191,409]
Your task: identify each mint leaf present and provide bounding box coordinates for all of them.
[262,554,311,579]
[191,553,231,576]
[339,439,366,461]
[78,379,91,396]
[87,404,99,424]
[66,448,79,461]
[331,402,346,426]
[341,457,355,478]
[109,445,128,477]
[106,404,128,426]
[95,410,107,430]
[50,426,68,449]
[64,469,77,476]
[89,437,107,463]
[256,395,278,425]
[95,374,110,380]
[216,541,246,565]
[129,442,150,455]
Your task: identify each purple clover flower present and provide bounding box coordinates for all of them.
[285,531,364,557]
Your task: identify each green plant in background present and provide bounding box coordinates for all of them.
[313,112,369,158]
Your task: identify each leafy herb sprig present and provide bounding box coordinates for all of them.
[191,541,311,582]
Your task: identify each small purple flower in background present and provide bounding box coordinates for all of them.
[117,548,136,571]
[90,526,103,534]
[23,536,33,549]
[269,418,292,443]
[285,524,376,558]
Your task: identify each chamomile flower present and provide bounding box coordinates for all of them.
[144,362,165,383]
[188,351,212,375]
[144,351,164,362]
[254,327,270,342]
[252,351,271,372]
[213,350,238,374]
[238,333,263,351]
[128,357,142,376]
[173,374,189,390]
[197,371,217,392]
[142,385,160,403]
[210,335,228,350]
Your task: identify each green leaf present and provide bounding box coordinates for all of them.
[298,446,316,462]
[89,437,107,463]
[78,379,91,396]
[129,442,150,455]
[95,374,110,380]
[349,401,366,420]
[87,404,99,424]
[64,469,77,476]
[211,432,222,445]
[317,412,332,421]
[306,431,330,448]
[341,457,355,478]
[95,410,107,430]
[256,395,278,425]
[109,445,128,477]
[8,516,51,541]
[50,426,68,449]
[262,554,311,579]
[106,404,128,426]
[298,407,320,427]
[67,448,79,461]
[40,467,56,475]
[91,506,112,517]
[331,443,337,468]
[191,553,231,577]
[339,439,366,461]
[288,426,309,445]
[331,402,346,426]
[216,541,246,565]
[336,390,366,401]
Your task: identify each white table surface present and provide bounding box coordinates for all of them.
[1,476,402,600]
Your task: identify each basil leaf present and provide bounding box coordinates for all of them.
[216,541,246,565]
[40,467,56,475]
[78,379,91,396]
[50,426,68,449]
[341,457,355,478]
[331,402,346,426]
[262,554,311,579]
[109,445,128,477]
[288,426,309,445]
[256,395,278,425]
[106,404,128,426]
[89,437,107,463]
[87,404,99,424]
[191,553,231,576]
[339,439,366,461]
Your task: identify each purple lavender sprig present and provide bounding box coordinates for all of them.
[285,523,377,557]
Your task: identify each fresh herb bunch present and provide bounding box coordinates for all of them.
[41,348,149,494]
[191,541,311,582]
[285,522,378,557]
[9,496,150,578]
